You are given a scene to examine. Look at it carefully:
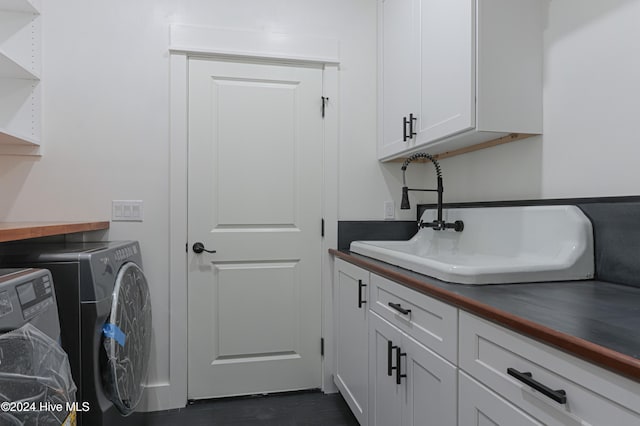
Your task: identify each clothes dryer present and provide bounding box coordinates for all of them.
[0,242,152,426]
[0,268,76,425]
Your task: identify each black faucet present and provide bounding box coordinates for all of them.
[400,152,464,232]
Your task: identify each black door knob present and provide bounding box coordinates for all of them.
[192,242,216,254]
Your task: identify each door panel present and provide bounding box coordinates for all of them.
[214,78,298,226]
[403,334,457,426]
[334,260,369,425]
[369,312,403,426]
[215,262,299,357]
[378,0,420,158]
[187,58,323,398]
[417,0,475,143]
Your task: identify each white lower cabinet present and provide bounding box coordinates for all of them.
[334,259,370,425]
[333,259,640,426]
[459,311,640,426]
[369,311,457,426]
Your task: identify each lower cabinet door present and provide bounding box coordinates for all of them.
[369,312,458,426]
[402,334,457,426]
[369,312,403,426]
[334,260,369,425]
[459,371,544,426]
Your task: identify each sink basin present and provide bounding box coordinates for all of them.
[349,205,594,284]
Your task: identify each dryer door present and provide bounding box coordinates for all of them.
[102,262,152,415]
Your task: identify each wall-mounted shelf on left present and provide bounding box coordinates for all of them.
[0,221,110,243]
[0,0,42,156]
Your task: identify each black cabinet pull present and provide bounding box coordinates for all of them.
[507,368,567,404]
[387,340,398,376]
[395,347,407,384]
[388,302,411,316]
[403,116,410,142]
[409,113,417,138]
[358,280,367,308]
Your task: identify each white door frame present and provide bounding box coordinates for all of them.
[167,25,339,409]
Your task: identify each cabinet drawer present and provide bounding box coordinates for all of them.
[370,274,457,363]
[459,311,640,426]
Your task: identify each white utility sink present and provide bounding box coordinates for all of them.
[350,205,594,284]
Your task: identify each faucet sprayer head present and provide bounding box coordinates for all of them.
[401,186,410,210]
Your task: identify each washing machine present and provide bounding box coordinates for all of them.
[0,268,76,425]
[0,242,152,426]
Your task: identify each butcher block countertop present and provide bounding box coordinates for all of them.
[0,221,110,243]
[331,248,640,383]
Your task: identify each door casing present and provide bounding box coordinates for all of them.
[166,25,340,410]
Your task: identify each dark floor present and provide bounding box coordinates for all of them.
[137,391,359,426]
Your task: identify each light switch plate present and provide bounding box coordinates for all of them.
[112,200,143,222]
[384,201,395,220]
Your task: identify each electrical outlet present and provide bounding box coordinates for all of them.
[112,200,144,222]
[384,201,395,220]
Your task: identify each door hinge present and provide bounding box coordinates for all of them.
[321,218,325,237]
[321,337,325,357]
[321,96,329,118]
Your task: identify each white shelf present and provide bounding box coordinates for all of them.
[0,0,40,14]
[0,128,40,155]
[0,127,38,145]
[0,50,39,79]
[0,0,41,153]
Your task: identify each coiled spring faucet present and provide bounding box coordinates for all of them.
[400,152,464,232]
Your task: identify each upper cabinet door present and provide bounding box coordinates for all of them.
[378,0,420,160]
[416,0,474,144]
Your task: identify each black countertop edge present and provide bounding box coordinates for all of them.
[330,249,640,383]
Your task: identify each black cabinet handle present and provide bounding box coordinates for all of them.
[358,280,367,308]
[409,113,417,138]
[388,302,411,316]
[395,347,407,384]
[192,242,216,254]
[387,340,398,377]
[403,116,410,142]
[507,368,567,404]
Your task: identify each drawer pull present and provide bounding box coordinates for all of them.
[388,302,411,316]
[507,368,567,404]
[358,280,367,308]
[387,340,398,376]
[395,346,407,384]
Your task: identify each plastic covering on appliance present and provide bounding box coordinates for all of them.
[0,323,76,426]
[102,262,152,416]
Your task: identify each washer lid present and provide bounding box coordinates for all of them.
[102,262,152,415]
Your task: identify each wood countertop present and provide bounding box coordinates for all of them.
[0,221,110,243]
[331,248,640,383]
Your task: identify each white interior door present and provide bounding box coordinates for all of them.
[187,58,324,399]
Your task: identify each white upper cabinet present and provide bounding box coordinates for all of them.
[378,0,543,161]
[0,0,42,155]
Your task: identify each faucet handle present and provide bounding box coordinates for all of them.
[445,220,465,232]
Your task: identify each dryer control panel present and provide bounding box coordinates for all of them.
[0,269,59,339]
[16,273,54,320]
